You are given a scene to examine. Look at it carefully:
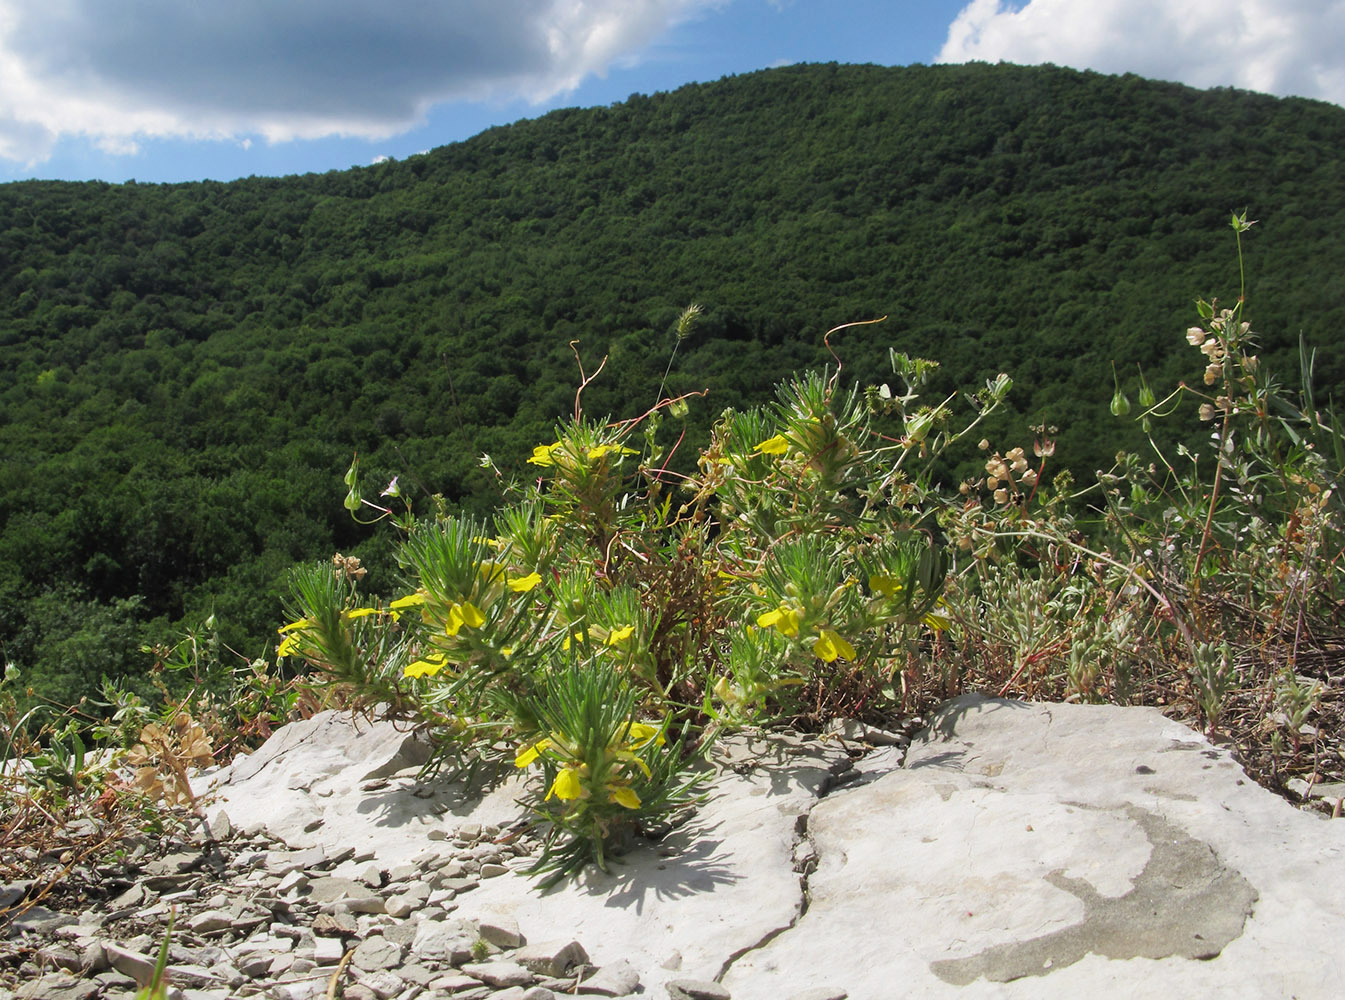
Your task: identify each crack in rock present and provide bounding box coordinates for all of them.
[712,747,881,985]
[713,803,822,982]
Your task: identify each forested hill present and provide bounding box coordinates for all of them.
[3,61,1345,706]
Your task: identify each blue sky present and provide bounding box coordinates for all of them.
[3,0,1343,185]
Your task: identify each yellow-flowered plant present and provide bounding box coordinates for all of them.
[284,335,960,877]
[275,561,414,713]
[508,661,695,880]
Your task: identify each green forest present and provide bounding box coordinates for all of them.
[2,61,1344,709]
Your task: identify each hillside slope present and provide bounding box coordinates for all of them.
[2,61,1344,704]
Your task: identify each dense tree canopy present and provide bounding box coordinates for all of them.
[2,62,1343,707]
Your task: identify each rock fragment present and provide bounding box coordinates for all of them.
[513,939,590,977]
[667,980,732,1000]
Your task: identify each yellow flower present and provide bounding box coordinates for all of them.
[588,444,634,461]
[276,618,312,658]
[528,443,559,466]
[548,766,585,801]
[508,571,543,592]
[624,721,663,745]
[754,434,789,456]
[515,738,553,768]
[445,601,485,636]
[868,575,902,599]
[390,592,427,610]
[562,630,588,650]
[812,628,856,663]
[606,624,636,646]
[404,653,449,678]
[609,786,642,809]
[922,599,953,632]
[714,675,742,706]
[757,605,800,637]
[344,607,381,620]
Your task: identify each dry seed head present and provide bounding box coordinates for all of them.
[333,553,368,580]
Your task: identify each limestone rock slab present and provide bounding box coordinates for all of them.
[721,694,1345,999]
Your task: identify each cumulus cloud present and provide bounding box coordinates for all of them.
[938,0,1345,107]
[0,0,720,166]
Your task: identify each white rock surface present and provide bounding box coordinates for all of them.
[190,696,1345,1000]
[722,694,1345,999]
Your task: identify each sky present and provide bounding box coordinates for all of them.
[3,0,1343,185]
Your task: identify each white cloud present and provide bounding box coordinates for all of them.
[937,0,1345,107]
[0,0,721,166]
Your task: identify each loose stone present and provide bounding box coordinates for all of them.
[512,940,590,978]
[460,958,536,987]
[351,934,405,971]
[577,958,641,996]
[666,979,732,1000]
